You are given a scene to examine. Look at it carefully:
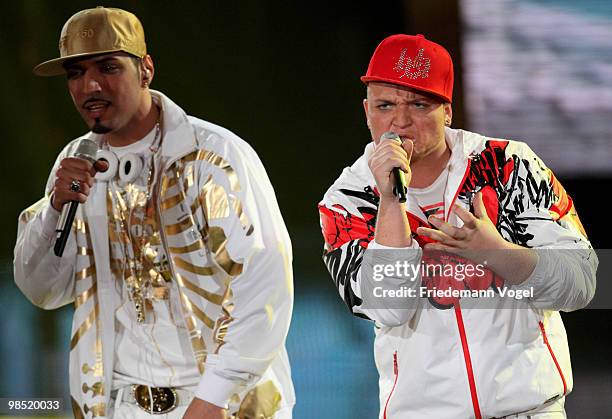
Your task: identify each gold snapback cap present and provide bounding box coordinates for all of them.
[33,6,146,76]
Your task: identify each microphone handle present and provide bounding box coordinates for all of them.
[54,200,79,257]
[392,167,407,203]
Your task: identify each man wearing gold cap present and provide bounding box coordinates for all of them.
[319,34,596,418]
[14,7,294,418]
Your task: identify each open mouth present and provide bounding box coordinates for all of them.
[83,99,111,118]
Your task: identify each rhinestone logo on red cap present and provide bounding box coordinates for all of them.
[393,48,431,80]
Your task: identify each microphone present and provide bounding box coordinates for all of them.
[54,138,99,257]
[380,131,407,203]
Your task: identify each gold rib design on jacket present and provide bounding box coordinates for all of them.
[174,256,214,276]
[168,239,205,254]
[75,218,89,235]
[179,273,225,305]
[160,193,183,211]
[213,287,235,354]
[164,216,195,235]
[200,180,230,220]
[208,226,243,277]
[75,282,97,308]
[189,298,216,329]
[76,266,96,281]
[175,276,207,373]
[70,303,98,350]
[230,196,253,235]
[77,246,94,255]
[195,149,241,192]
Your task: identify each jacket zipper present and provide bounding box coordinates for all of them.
[383,351,399,419]
[539,321,567,396]
[454,303,482,419]
[445,159,472,223]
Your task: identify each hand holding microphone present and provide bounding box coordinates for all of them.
[52,139,108,257]
[368,131,412,203]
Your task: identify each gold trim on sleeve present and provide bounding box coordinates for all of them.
[235,380,282,419]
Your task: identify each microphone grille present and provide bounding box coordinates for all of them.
[380,131,401,142]
[73,138,99,163]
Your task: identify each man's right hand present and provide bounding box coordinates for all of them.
[368,138,413,200]
[51,158,108,211]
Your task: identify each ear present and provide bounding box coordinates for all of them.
[443,103,453,126]
[363,98,371,128]
[141,55,155,87]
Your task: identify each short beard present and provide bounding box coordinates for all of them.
[92,118,112,134]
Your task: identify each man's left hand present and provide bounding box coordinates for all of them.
[416,191,509,253]
[416,191,537,285]
[183,397,227,419]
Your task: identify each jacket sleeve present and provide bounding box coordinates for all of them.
[319,190,423,326]
[13,146,77,309]
[505,142,597,311]
[193,136,293,408]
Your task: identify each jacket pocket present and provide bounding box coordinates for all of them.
[383,351,399,419]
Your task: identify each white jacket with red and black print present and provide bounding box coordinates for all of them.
[318,127,597,419]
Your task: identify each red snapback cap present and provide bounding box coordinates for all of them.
[361,34,454,103]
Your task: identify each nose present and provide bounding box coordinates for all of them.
[392,107,412,130]
[82,70,102,94]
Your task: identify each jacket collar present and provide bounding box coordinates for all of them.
[151,90,198,163]
[87,89,198,165]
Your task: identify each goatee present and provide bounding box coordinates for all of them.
[92,118,112,134]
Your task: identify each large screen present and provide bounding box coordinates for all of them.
[461,0,612,175]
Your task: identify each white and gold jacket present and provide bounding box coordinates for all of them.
[14,91,295,418]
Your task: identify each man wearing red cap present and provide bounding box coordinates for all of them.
[319,34,596,418]
[14,7,294,419]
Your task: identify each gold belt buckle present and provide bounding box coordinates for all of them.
[133,385,178,414]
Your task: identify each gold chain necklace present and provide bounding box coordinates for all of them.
[107,111,163,323]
